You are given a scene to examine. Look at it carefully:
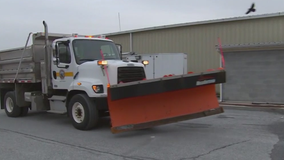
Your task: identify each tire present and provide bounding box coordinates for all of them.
[4,91,22,117]
[68,93,99,130]
[20,107,29,117]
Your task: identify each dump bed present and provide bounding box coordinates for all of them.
[0,32,73,83]
[0,45,41,83]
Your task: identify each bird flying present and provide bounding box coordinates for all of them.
[246,3,256,14]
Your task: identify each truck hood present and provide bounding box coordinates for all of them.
[76,60,145,85]
[105,59,144,68]
[78,59,145,69]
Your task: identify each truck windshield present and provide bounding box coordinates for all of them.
[72,39,120,64]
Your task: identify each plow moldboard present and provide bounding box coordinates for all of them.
[107,84,222,133]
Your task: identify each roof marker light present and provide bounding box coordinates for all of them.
[72,33,78,37]
[85,35,94,38]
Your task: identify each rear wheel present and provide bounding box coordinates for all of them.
[68,94,99,130]
[20,107,29,117]
[4,91,22,117]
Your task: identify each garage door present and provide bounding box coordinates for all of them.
[220,43,284,104]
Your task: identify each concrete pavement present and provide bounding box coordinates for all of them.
[0,106,283,160]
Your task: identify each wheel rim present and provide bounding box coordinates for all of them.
[5,97,14,113]
[72,102,85,123]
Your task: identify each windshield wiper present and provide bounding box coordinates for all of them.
[79,59,97,61]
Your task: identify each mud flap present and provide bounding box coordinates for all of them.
[107,69,226,134]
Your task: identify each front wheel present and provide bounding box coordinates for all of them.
[68,94,99,130]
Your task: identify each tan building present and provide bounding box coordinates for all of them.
[102,12,284,93]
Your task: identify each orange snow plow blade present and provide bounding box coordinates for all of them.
[107,69,226,134]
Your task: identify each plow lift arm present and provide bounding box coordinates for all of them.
[107,68,226,134]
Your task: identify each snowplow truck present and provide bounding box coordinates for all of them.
[0,21,226,134]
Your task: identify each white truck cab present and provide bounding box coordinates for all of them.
[51,36,146,97]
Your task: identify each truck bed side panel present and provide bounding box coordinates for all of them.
[0,45,43,83]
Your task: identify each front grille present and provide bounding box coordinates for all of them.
[117,66,146,83]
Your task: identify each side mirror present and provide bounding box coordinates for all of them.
[54,42,69,69]
[115,44,122,59]
[54,43,59,65]
[55,43,58,57]
[116,44,122,53]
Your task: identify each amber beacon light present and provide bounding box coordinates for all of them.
[97,60,108,65]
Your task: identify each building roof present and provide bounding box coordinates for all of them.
[213,41,284,53]
[103,12,284,36]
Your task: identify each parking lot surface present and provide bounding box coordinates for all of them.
[0,106,283,160]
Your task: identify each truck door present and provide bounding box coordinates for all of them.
[51,41,76,90]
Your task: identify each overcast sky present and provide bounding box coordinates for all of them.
[1,0,284,50]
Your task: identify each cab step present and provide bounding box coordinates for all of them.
[46,110,67,115]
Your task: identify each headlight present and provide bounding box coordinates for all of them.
[142,60,149,65]
[92,85,104,93]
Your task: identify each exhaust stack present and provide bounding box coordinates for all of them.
[42,21,52,94]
